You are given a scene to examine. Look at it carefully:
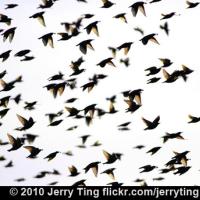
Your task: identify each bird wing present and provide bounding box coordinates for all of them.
[7,133,16,145]
[17,114,28,126]
[181,158,187,166]
[9,32,15,43]
[79,44,87,54]
[162,69,170,80]
[58,85,65,96]
[24,146,34,153]
[108,172,115,180]
[69,165,77,174]
[150,37,160,45]
[92,166,98,177]
[188,114,194,120]
[92,27,99,36]
[153,116,160,124]
[87,43,94,51]
[139,5,146,16]
[134,94,142,105]
[0,79,7,88]
[142,117,152,126]
[103,150,111,161]
[37,16,46,27]
[48,37,54,48]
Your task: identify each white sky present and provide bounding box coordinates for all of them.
[0,0,200,186]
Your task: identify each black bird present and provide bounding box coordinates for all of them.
[12,94,22,104]
[82,14,94,19]
[113,13,127,23]
[44,151,60,161]
[101,0,115,8]
[145,66,161,76]
[7,133,23,151]
[140,165,158,173]
[161,12,178,20]
[45,110,63,123]
[159,58,173,67]
[15,49,31,57]
[0,70,7,79]
[84,21,100,36]
[0,96,10,107]
[147,77,161,84]
[2,27,16,43]
[15,114,35,131]
[97,57,116,68]
[188,115,200,123]
[83,161,101,177]
[174,166,191,175]
[108,47,117,57]
[72,179,86,186]
[146,146,161,155]
[120,58,130,67]
[117,42,133,55]
[24,101,37,110]
[77,39,94,54]
[124,99,141,113]
[101,168,116,180]
[57,33,72,41]
[81,81,97,92]
[0,108,10,118]
[162,132,184,143]
[20,56,35,61]
[129,2,147,17]
[48,119,63,126]
[30,11,46,27]
[68,165,80,176]
[38,0,54,9]
[24,146,42,158]
[5,161,13,168]
[48,72,63,81]
[5,4,18,9]
[23,134,39,144]
[186,1,199,8]
[160,22,169,36]
[0,80,15,92]
[0,14,12,25]
[140,33,159,45]
[142,116,160,130]
[133,145,145,149]
[0,50,12,62]
[65,98,77,103]
[38,33,54,48]
[150,0,162,3]
[118,122,131,128]
[65,107,80,117]
[103,150,122,164]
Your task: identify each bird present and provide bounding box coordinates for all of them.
[101,168,116,180]
[139,165,158,173]
[24,101,37,110]
[84,21,100,36]
[162,69,178,83]
[188,115,200,123]
[133,145,145,149]
[134,27,144,35]
[20,56,35,61]
[159,58,173,67]
[174,166,191,175]
[15,49,31,57]
[162,132,184,143]
[0,14,12,25]
[186,1,199,8]
[65,107,80,117]
[100,0,115,8]
[129,2,147,17]
[29,11,46,27]
[24,146,42,158]
[147,77,161,84]
[146,146,161,155]
[0,50,12,62]
[120,58,130,67]
[23,134,39,144]
[150,0,162,3]
[113,13,127,23]
[0,108,10,119]
[160,22,169,35]
[97,57,116,68]
[77,39,94,54]
[38,33,54,48]
[38,0,55,9]
[108,47,117,57]
[117,42,133,55]
[142,116,160,130]
[160,12,178,20]
[2,27,16,43]
[48,119,63,126]
[15,114,35,131]
[81,81,97,92]
[57,32,72,41]
[103,150,122,164]
[0,96,10,107]
[124,99,141,113]
[44,151,60,161]
[68,165,80,176]
[5,4,18,9]
[5,161,13,168]
[71,179,86,186]
[83,161,101,177]
[48,72,64,81]
[140,33,159,45]
[145,66,161,76]
[7,133,23,151]
[0,70,7,79]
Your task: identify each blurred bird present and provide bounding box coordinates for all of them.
[0,70,7,79]
[77,39,94,54]
[48,119,63,126]
[5,4,18,9]
[147,77,161,84]
[44,151,60,161]
[48,72,64,81]
[117,42,133,55]
[146,146,161,155]
[150,0,162,3]
[65,106,80,117]
[134,27,144,35]
[108,47,117,57]
[24,146,42,158]
[38,33,54,48]
[101,168,116,180]
[186,1,199,8]
[84,161,101,177]
[97,57,116,68]
[30,12,46,27]
[5,161,13,168]
[140,165,158,173]
[188,115,200,123]
[84,21,100,36]
[7,133,23,151]
[161,12,179,20]
[0,108,10,118]
[145,66,161,76]
[103,150,122,164]
[113,13,127,23]
[15,114,35,131]
[72,179,86,186]
[15,49,31,57]
[23,134,38,144]
[68,165,80,176]
[140,33,159,45]
[24,101,37,110]
[160,22,169,35]
[100,0,115,8]
[0,50,12,62]
[0,14,12,25]
[162,132,184,143]
[120,58,130,67]
[129,2,147,17]
[2,27,16,43]
[0,96,10,107]
[174,166,191,175]
[142,116,160,130]
[159,58,173,67]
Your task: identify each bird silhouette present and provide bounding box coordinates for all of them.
[174,166,191,175]
[38,33,54,48]
[101,168,116,180]
[101,0,115,8]
[113,13,127,23]
[139,165,158,173]
[24,146,42,158]
[146,146,161,155]
[129,2,147,17]
[7,133,23,151]
[0,50,12,62]
[15,114,35,131]
[186,1,199,8]
[30,11,46,27]
[68,165,80,176]
[160,22,169,35]
[44,151,60,161]
[77,39,94,54]
[2,27,16,43]
[84,21,100,36]
[103,150,122,164]
[142,116,160,130]
[188,115,200,123]
[5,4,18,9]
[145,66,161,76]
[117,42,133,55]
[140,33,159,45]
[161,12,179,20]
[162,132,184,143]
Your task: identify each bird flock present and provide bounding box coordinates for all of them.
[0,0,200,186]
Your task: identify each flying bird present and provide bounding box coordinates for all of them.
[44,151,60,161]
[129,2,147,17]
[186,1,199,8]
[7,133,23,151]
[24,146,42,158]
[113,13,127,23]
[30,11,46,27]
[100,0,115,8]
[83,161,101,177]
[84,21,100,36]
[142,116,160,130]
[2,27,16,43]
[188,115,200,123]
[140,33,159,45]
[15,114,35,131]
[38,33,54,48]
[77,39,94,54]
